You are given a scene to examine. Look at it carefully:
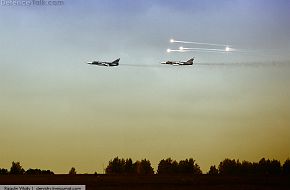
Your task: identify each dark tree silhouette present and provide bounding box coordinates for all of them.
[157,158,202,175]
[69,167,77,175]
[26,169,41,175]
[178,158,202,175]
[218,159,239,175]
[218,158,284,176]
[42,170,54,175]
[268,159,282,175]
[157,158,178,174]
[282,159,290,175]
[239,161,252,175]
[219,159,258,175]
[105,157,126,174]
[105,157,154,175]
[258,158,281,175]
[2,157,286,176]
[134,159,154,175]
[124,158,134,174]
[10,162,25,175]
[25,169,54,175]
[0,168,8,175]
[208,165,219,175]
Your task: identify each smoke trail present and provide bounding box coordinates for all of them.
[180,47,234,52]
[167,48,232,53]
[170,39,230,47]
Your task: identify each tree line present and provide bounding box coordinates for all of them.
[0,158,289,175]
[105,157,154,175]
[209,158,290,176]
[0,161,54,175]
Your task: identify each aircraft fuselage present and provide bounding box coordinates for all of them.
[161,58,194,66]
[87,58,120,67]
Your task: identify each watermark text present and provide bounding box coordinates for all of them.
[1,0,64,6]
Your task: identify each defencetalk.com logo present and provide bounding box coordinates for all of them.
[0,0,64,6]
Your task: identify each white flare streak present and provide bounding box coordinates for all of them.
[179,47,234,52]
[171,39,230,47]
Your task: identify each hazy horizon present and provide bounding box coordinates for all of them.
[1,0,290,174]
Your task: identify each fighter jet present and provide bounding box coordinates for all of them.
[87,58,120,67]
[161,58,194,66]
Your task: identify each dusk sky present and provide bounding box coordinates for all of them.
[1,0,290,173]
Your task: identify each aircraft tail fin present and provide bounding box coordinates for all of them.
[112,58,120,65]
[187,58,194,64]
[187,58,194,62]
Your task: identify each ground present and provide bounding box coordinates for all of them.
[0,175,289,190]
